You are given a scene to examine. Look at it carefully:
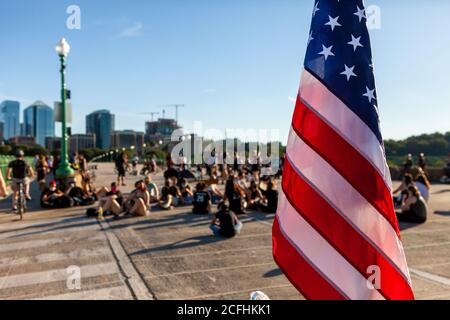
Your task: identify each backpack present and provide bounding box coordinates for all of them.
[86,208,98,218]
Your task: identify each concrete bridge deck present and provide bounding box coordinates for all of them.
[0,163,450,300]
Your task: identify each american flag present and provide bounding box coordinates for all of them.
[272,0,414,300]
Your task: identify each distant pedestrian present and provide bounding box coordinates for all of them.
[115,152,128,186]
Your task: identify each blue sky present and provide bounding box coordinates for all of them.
[0,0,449,143]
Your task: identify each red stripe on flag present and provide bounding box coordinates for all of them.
[272,218,346,300]
[291,98,401,238]
[282,160,414,300]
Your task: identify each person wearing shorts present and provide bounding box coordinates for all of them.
[7,150,34,212]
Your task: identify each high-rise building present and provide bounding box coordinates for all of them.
[0,100,20,139]
[145,118,180,143]
[69,134,96,154]
[86,110,115,149]
[23,101,55,147]
[111,130,145,153]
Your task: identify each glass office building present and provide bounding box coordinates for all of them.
[23,101,55,146]
[86,110,115,149]
[0,100,20,139]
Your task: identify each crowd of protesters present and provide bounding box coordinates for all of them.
[2,148,444,231]
[99,152,280,238]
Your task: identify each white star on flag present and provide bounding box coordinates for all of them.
[354,5,366,22]
[340,65,357,81]
[325,15,342,31]
[318,45,335,60]
[348,35,364,51]
[363,86,376,102]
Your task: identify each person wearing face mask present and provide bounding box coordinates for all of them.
[120,180,151,217]
[40,181,74,209]
[97,182,124,217]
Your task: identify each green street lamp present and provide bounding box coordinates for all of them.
[55,38,74,178]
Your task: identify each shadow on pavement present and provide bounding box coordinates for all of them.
[264,268,283,278]
[130,235,226,256]
[434,210,450,216]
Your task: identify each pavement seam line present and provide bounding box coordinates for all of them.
[409,267,450,288]
[98,218,155,300]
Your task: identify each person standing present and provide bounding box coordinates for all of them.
[35,154,49,191]
[7,150,34,212]
[115,152,128,186]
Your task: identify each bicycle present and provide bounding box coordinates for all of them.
[16,181,26,220]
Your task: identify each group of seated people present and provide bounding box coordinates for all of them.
[40,174,97,209]
[393,170,431,224]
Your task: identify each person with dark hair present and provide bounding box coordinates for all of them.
[418,153,427,174]
[393,173,415,206]
[7,150,34,211]
[260,180,279,213]
[66,181,96,206]
[40,181,74,209]
[248,180,264,210]
[35,154,48,191]
[403,154,413,175]
[192,182,211,215]
[115,152,128,186]
[210,203,243,238]
[178,178,193,205]
[224,177,245,215]
[97,182,124,217]
[396,186,428,224]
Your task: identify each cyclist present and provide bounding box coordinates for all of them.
[7,150,34,212]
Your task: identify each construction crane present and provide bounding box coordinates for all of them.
[139,112,160,122]
[159,104,185,125]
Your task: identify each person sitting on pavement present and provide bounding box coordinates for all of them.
[66,181,96,206]
[210,203,243,238]
[207,178,224,204]
[120,180,151,217]
[192,182,212,215]
[393,173,415,206]
[159,179,175,210]
[248,180,264,210]
[40,181,74,209]
[396,185,428,224]
[224,177,246,215]
[144,175,160,203]
[7,150,34,212]
[178,178,193,205]
[415,172,431,203]
[260,180,279,213]
[97,182,124,217]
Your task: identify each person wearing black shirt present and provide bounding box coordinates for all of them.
[192,183,211,215]
[115,153,128,186]
[261,181,278,213]
[40,181,74,209]
[7,150,34,211]
[210,204,242,238]
[224,177,245,215]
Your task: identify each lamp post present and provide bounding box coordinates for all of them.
[55,38,74,178]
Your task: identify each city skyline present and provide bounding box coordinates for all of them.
[1,1,450,143]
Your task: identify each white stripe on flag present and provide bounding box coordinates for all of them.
[299,69,392,192]
[277,191,385,300]
[286,128,411,284]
